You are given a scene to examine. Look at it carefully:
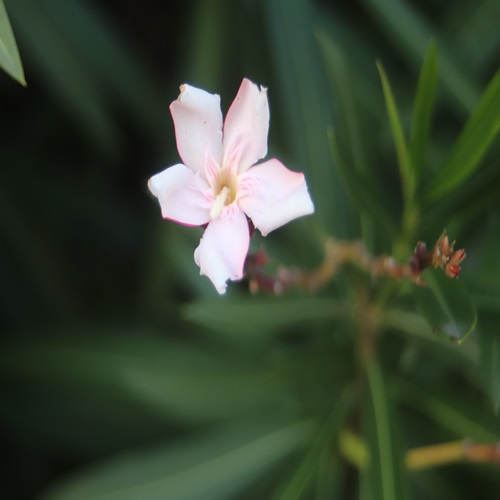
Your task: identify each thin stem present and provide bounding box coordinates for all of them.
[340,429,500,470]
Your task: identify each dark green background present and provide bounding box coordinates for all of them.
[1,1,500,499]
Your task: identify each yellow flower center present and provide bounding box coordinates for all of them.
[210,169,238,219]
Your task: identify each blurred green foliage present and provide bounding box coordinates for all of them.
[1,0,500,499]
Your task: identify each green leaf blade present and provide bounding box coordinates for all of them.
[184,296,347,338]
[41,420,311,500]
[263,0,356,238]
[0,0,26,85]
[361,359,409,500]
[327,128,397,238]
[273,387,356,500]
[409,41,438,176]
[426,69,500,202]
[376,61,415,201]
[413,268,477,344]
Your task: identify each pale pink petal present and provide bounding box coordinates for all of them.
[194,210,250,293]
[238,159,314,236]
[222,78,269,173]
[148,164,211,226]
[170,84,223,174]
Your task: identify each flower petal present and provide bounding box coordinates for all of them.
[238,158,314,236]
[170,84,223,174]
[194,209,250,294]
[148,164,211,226]
[222,78,269,173]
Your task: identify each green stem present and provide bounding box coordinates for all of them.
[340,429,500,470]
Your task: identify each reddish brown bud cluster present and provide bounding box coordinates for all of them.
[430,233,466,278]
[408,232,466,280]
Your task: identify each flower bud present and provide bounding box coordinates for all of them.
[449,248,466,266]
[438,234,450,256]
[445,263,460,278]
[411,241,429,272]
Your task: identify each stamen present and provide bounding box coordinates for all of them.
[210,186,231,219]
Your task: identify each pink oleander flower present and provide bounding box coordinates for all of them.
[148,78,314,293]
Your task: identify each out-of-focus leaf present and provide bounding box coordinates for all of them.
[478,324,500,415]
[0,184,79,321]
[410,41,438,176]
[381,309,478,372]
[419,160,500,235]
[425,69,500,202]
[362,0,481,114]
[41,419,312,500]
[0,0,25,85]
[360,359,409,500]
[446,1,500,76]
[376,61,414,201]
[0,331,291,423]
[413,268,477,344]
[327,128,397,238]
[40,0,165,137]
[316,29,368,176]
[272,386,355,500]
[6,0,118,154]
[264,0,356,238]
[393,377,500,441]
[317,28,397,240]
[184,0,226,89]
[314,13,385,121]
[184,296,347,337]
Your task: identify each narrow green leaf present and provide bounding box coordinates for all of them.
[272,387,355,500]
[361,359,409,500]
[362,0,480,114]
[413,268,477,344]
[426,69,500,201]
[381,309,477,372]
[376,61,415,201]
[393,377,500,441]
[263,0,356,238]
[409,41,438,175]
[41,419,312,500]
[184,296,348,338]
[316,28,368,176]
[317,28,398,243]
[0,332,291,422]
[327,128,397,238]
[0,0,25,85]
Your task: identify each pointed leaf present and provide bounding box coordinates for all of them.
[0,331,291,422]
[42,419,312,500]
[0,0,25,85]
[361,359,409,500]
[362,0,480,114]
[393,377,500,442]
[409,41,438,175]
[327,128,397,238]
[426,69,500,202]
[273,387,356,500]
[376,61,415,201]
[413,268,477,344]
